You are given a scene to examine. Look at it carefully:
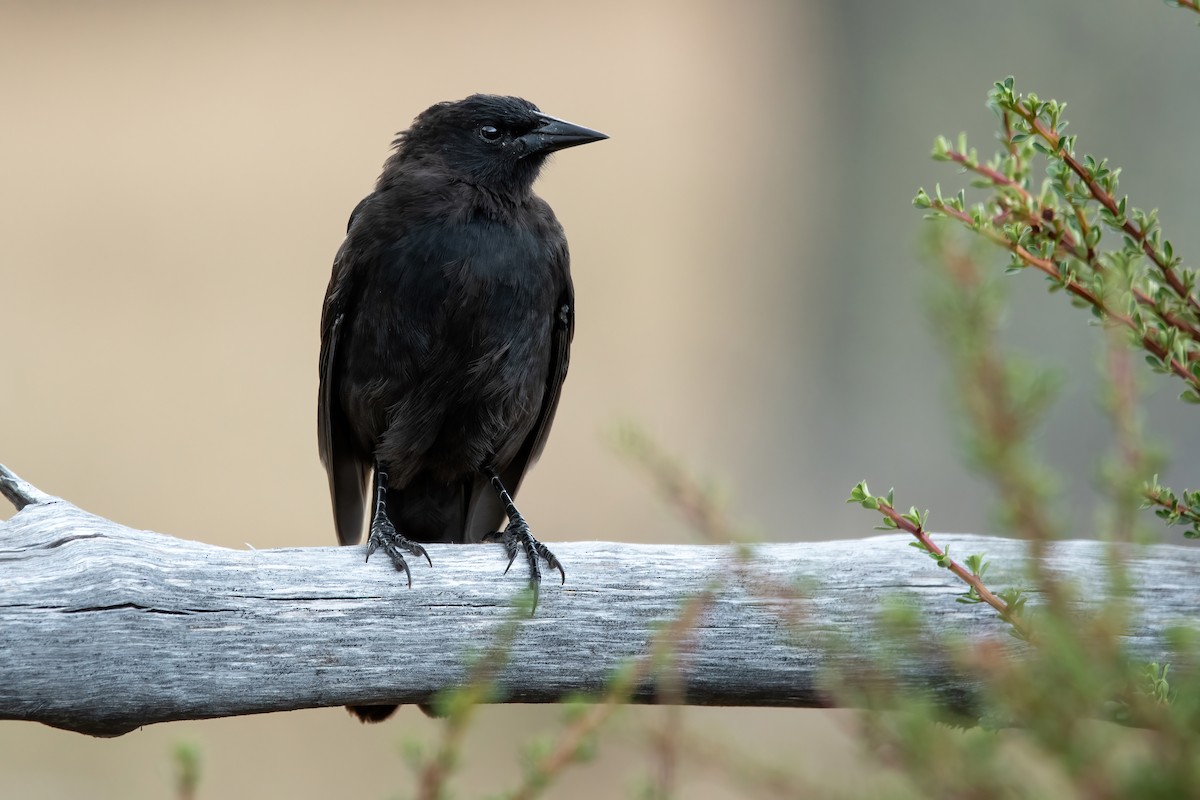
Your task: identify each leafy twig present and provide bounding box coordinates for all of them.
[848,482,1031,640]
[917,77,1200,403]
[415,602,526,800]
[1099,314,1154,548]
[998,86,1200,319]
[916,189,1200,395]
[506,590,714,800]
[172,742,201,800]
[641,727,820,798]
[925,227,1064,562]
[935,140,1200,347]
[611,421,747,544]
[1142,479,1200,539]
[613,423,809,630]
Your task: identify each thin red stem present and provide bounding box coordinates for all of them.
[934,202,1200,392]
[875,502,1031,640]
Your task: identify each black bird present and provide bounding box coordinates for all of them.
[318,95,605,720]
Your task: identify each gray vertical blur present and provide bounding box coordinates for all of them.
[2,1,1198,797]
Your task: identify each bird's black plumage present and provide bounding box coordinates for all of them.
[318,95,605,721]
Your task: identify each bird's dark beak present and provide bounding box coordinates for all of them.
[521,113,608,156]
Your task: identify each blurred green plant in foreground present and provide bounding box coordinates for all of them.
[837,6,1200,791]
[173,741,201,800]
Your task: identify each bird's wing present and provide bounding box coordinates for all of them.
[465,258,575,541]
[318,211,371,545]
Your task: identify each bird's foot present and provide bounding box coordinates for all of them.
[366,513,432,588]
[484,519,565,613]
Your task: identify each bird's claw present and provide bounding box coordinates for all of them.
[366,514,432,589]
[484,520,565,614]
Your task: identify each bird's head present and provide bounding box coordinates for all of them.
[389,95,607,196]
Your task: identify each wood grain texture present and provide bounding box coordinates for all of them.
[1,466,1195,736]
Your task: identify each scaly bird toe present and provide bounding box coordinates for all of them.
[366,513,432,589]
[485,520,565,614]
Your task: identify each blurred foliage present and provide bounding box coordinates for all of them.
[834,4,1200,794]
[172,741,201,800]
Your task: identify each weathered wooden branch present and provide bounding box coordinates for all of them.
[0,464,1194,737]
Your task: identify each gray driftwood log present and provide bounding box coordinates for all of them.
[0,464,1194,737]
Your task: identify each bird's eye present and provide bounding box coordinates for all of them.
[478,125,502,143]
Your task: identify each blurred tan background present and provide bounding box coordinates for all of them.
[3,0,1199,797]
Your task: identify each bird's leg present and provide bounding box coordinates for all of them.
[365,464,432,588]
[482,467,565,613]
